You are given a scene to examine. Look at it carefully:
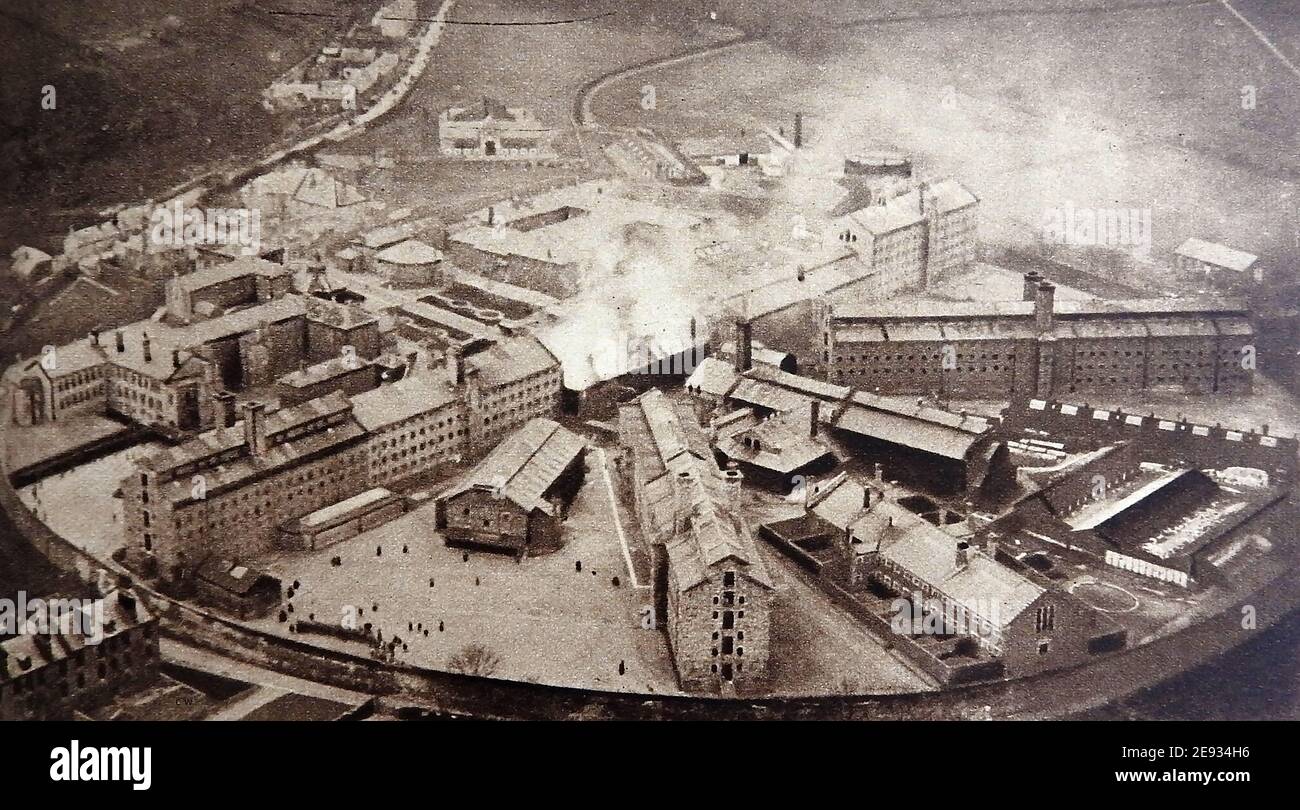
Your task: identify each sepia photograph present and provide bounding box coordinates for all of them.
[0,0,1294,793]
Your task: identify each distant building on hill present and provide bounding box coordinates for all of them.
[438,98,556,161]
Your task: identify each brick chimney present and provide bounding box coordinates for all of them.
[142,332,152,364]
[445,344,465,387]
[89,329,100,347]
[955,540,970,569]
[794,112,803,149]
[115,330,125,353]
[1022,271,1041,301]
[213,391,237,428]
[1034,282,1056,333]
[723,463,743,494]
[809,399,820,438]
[734,319,753,373]
[672,470,695,536]
[240,400,269,457]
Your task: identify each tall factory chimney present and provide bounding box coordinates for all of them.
[733,319,753,373]
[1034,282,1057,333]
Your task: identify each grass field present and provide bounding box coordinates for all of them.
[587,1,1300,293]
[0,0,356,253]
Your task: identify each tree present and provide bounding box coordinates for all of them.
[448,644,500,677]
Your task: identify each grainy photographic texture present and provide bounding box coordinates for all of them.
[1,0,1298,725]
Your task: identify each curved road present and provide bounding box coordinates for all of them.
[572,0,1216,129]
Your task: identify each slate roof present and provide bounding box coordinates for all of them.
[835,178,978,237]
[138,392,355,476]
[834,391,988,461]
[1175,237,1258,273]
[684,357,740,398]
[173,257,289,293]
[466,335,559,388]
[375,239,444,265]
[878,526,1044,631]
[714,405,833,474]
[349,375,457,432]
[438,418,585,514]
[1,589,155,682]
[621,390,773,592]
[194,557,280,597]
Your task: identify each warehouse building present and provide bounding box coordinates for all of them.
[829,177,978,290]
[122,393,371,581]
[118,334,563,584]
[164,258,293,324]
[710,402,837,492]
[7,274,382,436]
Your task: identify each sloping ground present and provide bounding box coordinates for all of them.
[0,0,356,256]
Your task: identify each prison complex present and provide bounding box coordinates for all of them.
[119,334,561,582]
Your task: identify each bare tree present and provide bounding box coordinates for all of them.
[448,644,500,677]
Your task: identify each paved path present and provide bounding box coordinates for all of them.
[594,447,650,590]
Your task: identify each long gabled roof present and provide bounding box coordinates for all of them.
[834,391,989,461]
[691,360,990,462]
[620,390,772,592]
[438,418,585,514]
[664,467,773,593]
[878,524,1044,631]
[618,389,712,484]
